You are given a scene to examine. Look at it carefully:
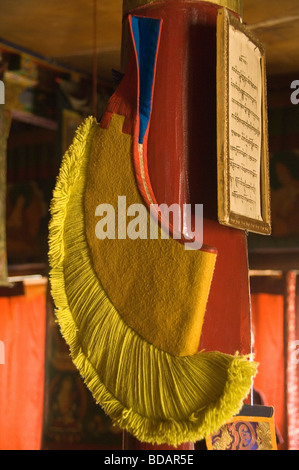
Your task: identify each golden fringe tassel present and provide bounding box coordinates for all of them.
[48,116,258,446]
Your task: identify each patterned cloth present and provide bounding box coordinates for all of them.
[206,405,277,450]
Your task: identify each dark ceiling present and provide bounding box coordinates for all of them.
[1,0,299,81]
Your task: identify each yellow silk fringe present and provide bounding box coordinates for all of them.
[48,116,258,446]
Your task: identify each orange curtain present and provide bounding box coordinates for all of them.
[0,281,47,450]
[251,292,286,449]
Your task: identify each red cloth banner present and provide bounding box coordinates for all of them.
[0,281,46,450]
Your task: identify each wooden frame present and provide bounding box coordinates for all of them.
[216,8,271,235]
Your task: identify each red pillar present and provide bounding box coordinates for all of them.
[121,0,250,450]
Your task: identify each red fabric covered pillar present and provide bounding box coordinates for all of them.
[121,0,250,450]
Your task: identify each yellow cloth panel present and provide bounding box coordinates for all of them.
[84,114,216,356]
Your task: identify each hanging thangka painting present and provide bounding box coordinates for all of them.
[0,106,11,285]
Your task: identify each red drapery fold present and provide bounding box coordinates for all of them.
[0,281,47,450]
[251,292,286,449]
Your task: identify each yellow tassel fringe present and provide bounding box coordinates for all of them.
[48,116,258,446]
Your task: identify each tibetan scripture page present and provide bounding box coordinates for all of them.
[228,25,262,221]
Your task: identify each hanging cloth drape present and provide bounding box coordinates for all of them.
[0,280,47,450]
[286,272,299,450]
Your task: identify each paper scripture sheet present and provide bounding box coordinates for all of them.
[228,25,263,221]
